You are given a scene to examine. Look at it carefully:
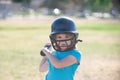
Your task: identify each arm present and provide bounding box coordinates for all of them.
[39,56,49,72]
[42,48,78,68]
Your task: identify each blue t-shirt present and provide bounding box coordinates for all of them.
[45,49,81,80]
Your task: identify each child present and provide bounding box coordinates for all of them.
[39,17,82,80]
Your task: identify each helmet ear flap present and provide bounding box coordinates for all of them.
[74,33,83,43]
[49,35,59,51]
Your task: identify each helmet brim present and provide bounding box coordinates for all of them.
[50,31,78,35]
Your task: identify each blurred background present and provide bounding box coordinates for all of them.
[0,0,120,80]
[0,0,120,19]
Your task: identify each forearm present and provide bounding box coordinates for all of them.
[39,57,48,72]
[41,48,65,68]
[40,57,47,66]
[46,52,62,68]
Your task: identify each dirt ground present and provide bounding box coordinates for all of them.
[75,55,120,80]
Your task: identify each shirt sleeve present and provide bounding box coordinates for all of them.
[71,50,82,65]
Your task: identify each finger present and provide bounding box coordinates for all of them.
[43,48,51,54]
[44,43,52,47]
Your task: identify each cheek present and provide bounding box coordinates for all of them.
[56,41,59,45]
[66,40,72,45]
[68,40,75,45]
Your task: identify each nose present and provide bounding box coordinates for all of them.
[59,41,66,46]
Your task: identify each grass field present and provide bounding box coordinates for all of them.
[0,16,120,80]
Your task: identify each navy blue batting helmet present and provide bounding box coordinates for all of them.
[51,17,77,34]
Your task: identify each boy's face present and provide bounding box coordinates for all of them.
[54,33,74,51]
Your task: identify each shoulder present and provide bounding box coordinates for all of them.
[69,50,82,63]
[70,50,82,57]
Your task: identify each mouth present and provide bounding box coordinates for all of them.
[59,45,68,48]
[59,46,67,50]
[59,45,67,47]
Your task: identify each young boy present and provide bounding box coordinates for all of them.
[39,17,82,80]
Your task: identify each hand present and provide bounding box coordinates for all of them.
[41,48,51,56]
[44,43,51,48]
[40,43,52,56]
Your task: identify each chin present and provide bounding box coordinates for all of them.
[60,47,67,51]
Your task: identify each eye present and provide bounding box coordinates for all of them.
[65,35,69,38]
[56,36,62,40]
[57,35,62,38]
[65,35,71,39]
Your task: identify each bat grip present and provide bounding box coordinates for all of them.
[40,44,51,56]
[40,51,46,56]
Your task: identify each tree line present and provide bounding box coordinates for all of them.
[12,0,119,12]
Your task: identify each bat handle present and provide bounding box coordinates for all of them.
[40,43,52,56]
[40,51,46,56]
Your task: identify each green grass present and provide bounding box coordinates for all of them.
[0,21,50,30]
[0,18,120,80]
[77,22,120,31]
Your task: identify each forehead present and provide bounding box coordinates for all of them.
[55,33,73,37]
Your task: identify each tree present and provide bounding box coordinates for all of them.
[41,0,114,17]
[111,0,120,18]
[12,0,22,3]
[41,0,68,9]
[12,0,31,6]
